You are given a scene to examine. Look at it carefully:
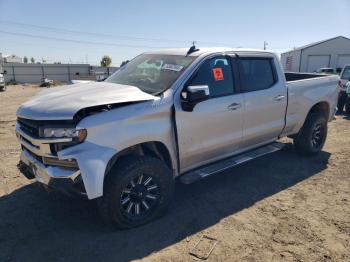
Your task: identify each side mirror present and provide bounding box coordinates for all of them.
[186,85,210,103]
[3,70,7,75]
[181,85,210,111]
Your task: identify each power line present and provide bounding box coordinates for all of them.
[0,30,171,49]
[2,40,127,65]
[0,20,232,46]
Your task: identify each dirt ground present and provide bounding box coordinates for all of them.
[0,85,349,262]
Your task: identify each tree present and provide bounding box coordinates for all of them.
[100,55,112,67]
[120,60,130,67]
[23,56,28,63]
[30,57,35,64]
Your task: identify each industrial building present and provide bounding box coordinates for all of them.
[281,36,350,72]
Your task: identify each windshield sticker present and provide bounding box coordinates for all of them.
[213,68,224,81]
[161,64,184,72]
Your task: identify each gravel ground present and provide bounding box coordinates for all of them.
[0,85,349,262]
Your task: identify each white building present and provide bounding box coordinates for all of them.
[3,54,23,63]
[281,36,350,73]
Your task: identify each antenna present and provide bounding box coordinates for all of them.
[264,41,268,50]
[187,41,199,55]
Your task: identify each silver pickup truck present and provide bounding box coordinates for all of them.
[16,47,338,228]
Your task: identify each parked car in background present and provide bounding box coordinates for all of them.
[339,65,350,85]
[344,80,350,114]
[0,72,5,91]
[337,65,350,114]
[16,47,339,228]
[0,61,5,91]
[39,77,54,87]
[315,67,336,74]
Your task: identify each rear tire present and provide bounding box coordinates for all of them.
[98,156,174,229]
[294,113,327,156]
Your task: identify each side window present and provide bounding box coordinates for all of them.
[240,58,277,92]
[188,56,235,97]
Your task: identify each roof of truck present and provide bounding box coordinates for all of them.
[146,47,274,56]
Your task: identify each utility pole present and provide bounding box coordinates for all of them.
[263,41,268,50]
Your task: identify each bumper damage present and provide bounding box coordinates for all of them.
[18,149,87,198]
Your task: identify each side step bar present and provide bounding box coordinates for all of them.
[179,142,284,184]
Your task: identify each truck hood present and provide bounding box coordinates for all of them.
[16,82,156,120]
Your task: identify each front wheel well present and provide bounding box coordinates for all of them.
[105,141,173,177]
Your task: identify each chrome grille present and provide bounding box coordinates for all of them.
[17,118,40,137]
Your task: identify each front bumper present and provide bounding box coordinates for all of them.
[16,119,117,199]
[19,149,87,198]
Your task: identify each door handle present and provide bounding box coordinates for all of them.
[274,95,285,101]
[227,103,242,111]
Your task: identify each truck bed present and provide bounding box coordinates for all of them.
[282,73,339,137]
[285,72,332,82]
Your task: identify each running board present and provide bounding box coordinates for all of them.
[179,142,284,184]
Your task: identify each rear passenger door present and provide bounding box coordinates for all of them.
[238,56,287,149]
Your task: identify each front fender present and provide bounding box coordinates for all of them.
[58,96,176,200]
[58,141,116,199]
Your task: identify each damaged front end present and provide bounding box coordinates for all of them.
[16,117,87,198]
[15,82,158,199]
[15,101,144,199]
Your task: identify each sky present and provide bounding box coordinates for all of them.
[0,0,349,66]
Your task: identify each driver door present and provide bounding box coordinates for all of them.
[175,55,244,172]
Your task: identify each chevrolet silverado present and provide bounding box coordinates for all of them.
[16,47,339,228]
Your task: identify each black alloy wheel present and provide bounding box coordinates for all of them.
[120,173,160,220]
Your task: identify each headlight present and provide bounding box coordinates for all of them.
[41,128,87,141]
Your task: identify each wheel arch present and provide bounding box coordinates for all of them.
[307,101,330,120]
[104,141,174,179]
[294,101,330,138]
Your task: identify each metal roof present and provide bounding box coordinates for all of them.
[282,36,350,54]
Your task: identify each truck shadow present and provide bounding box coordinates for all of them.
[0,143,330,262]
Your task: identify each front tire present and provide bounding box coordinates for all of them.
[293,113,327,156]
[98,156,174,229]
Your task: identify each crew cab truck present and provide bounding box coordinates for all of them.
[16,47,339,228]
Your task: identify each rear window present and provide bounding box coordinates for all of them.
[239,58,277,92]
[341,66,350,80]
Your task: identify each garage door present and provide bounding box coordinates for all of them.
[337,55,350,70]
[307,55,330,72]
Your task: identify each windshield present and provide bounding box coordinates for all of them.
[105,54,196,95]
[341,66,350,80]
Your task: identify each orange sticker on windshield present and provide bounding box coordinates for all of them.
[212,68,224,81]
